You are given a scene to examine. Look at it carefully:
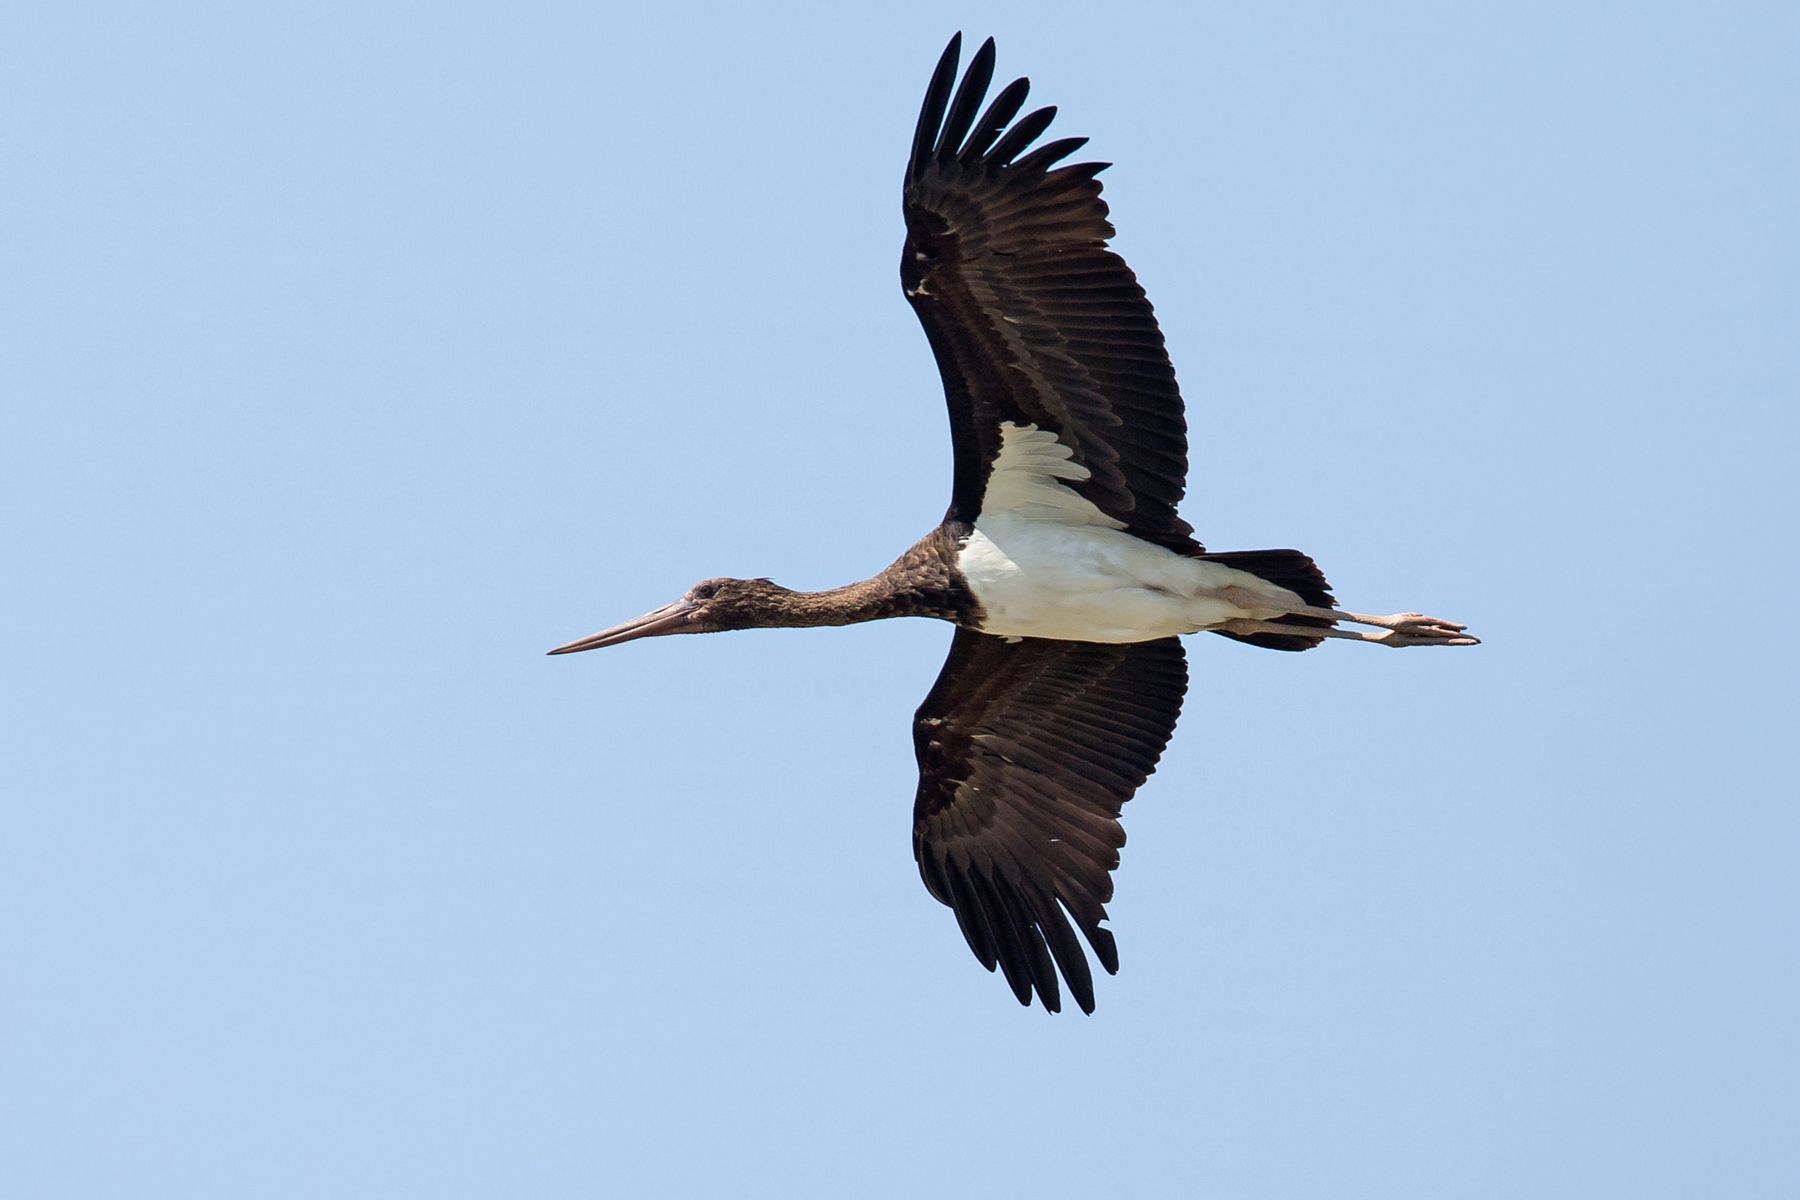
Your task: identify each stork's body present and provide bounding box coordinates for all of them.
[953,422,1311,643]
[552,36,1476,1014]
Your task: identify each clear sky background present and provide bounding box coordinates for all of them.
[4,2,1795,1197]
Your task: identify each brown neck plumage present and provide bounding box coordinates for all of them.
[727,526,975,631]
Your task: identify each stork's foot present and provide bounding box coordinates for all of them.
[1363,625,1480,648]
[1346,612,1478,645]
[1367,612,1469,636]
[1329,609,1478,647]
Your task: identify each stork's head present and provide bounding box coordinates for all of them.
[546,577,795,653]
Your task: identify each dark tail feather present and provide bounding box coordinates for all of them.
[1200,549,1335,652]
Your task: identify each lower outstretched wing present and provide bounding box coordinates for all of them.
[911,629,1187,1013]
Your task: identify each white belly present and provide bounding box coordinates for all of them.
[957,512,1302,643]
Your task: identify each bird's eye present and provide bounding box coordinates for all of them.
[692,583,718,600]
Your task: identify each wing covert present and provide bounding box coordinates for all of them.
[911,628,1188,1013]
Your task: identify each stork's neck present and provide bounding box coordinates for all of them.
[746,579,890,628]
[763,525,976,629]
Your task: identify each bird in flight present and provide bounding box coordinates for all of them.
[551,34,1477,1013]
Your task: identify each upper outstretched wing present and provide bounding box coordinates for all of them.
[912,628,1188,1013]
[903,34,1197,552]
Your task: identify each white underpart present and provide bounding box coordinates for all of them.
[958,422,1306,643]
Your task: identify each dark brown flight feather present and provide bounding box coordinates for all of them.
[912,629,1188,1014]
[903,34,1197,553]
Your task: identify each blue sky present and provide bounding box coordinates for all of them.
[4,2,1795,1196]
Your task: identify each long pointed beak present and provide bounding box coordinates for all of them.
[546,598,699,655]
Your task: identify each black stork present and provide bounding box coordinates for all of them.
[551,35,1478,1014]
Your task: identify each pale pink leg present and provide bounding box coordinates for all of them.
[1218,617,1478,648]
[1216,586,1478,647]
